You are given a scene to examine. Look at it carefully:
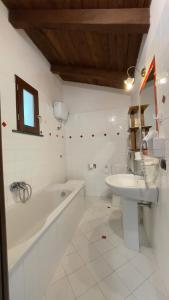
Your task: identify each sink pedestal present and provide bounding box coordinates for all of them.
[105,174,157,252]
[121,197,139,251]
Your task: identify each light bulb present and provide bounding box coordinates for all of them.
[124,77,135,91]
[126,82,133,91]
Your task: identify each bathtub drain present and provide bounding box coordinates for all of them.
[61,191,66,197]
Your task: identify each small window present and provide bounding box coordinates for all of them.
[15,76,40,135]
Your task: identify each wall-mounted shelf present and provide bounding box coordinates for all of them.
[128,125,152,132]
[141,126,152,131]
[129,148,140,152]
[128,105,151,151]
[128,104,149,115]
[128,127,139,132]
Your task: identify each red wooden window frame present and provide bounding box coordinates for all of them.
[15,75,40,135]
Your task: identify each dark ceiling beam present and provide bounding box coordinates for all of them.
[9,8,150,33]
[51,65,126,89]
[25,29,59,64]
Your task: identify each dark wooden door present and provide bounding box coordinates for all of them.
[0,103,9,300]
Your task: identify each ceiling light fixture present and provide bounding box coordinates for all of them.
[124,66,146,91]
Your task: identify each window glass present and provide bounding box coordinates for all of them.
[23,89,35,127]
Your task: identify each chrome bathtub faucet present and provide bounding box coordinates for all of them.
[10,182,32,203]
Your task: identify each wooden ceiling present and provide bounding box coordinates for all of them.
[3,0,151,89]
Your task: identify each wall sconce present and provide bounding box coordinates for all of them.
[124,77,135,91]
[124,66,146,91]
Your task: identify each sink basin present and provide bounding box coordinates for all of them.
[105,174,157,203]
[105,174,158,251]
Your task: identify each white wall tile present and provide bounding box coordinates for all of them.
[64,83,130,197]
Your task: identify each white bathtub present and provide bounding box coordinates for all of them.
[7,180,85,300]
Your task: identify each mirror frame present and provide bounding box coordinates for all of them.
[140,57,159,132]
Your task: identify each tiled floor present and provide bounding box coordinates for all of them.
[45,197,169,300]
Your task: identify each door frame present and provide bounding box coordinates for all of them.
[0,103,9,300]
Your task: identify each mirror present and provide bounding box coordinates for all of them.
[139,57,158,152]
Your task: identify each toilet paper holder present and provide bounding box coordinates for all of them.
[88,164,96,170]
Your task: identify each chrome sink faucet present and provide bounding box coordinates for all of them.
[127,167,135,175]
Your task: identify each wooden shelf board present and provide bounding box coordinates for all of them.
[128,105,139,114]
[128,127,139,132]
[141,104,149,113]
[129,148,140,152]
[128,104,149,115]
[141,125,152,130]
[128,125,152,132]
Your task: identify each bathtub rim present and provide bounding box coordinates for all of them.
[7,180,85,275]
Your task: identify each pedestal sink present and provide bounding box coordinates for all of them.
[105,174,158,251]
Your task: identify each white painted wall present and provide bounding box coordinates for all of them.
[0,1,66,206]
[63,82,130,197]
[132,0,169,293]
